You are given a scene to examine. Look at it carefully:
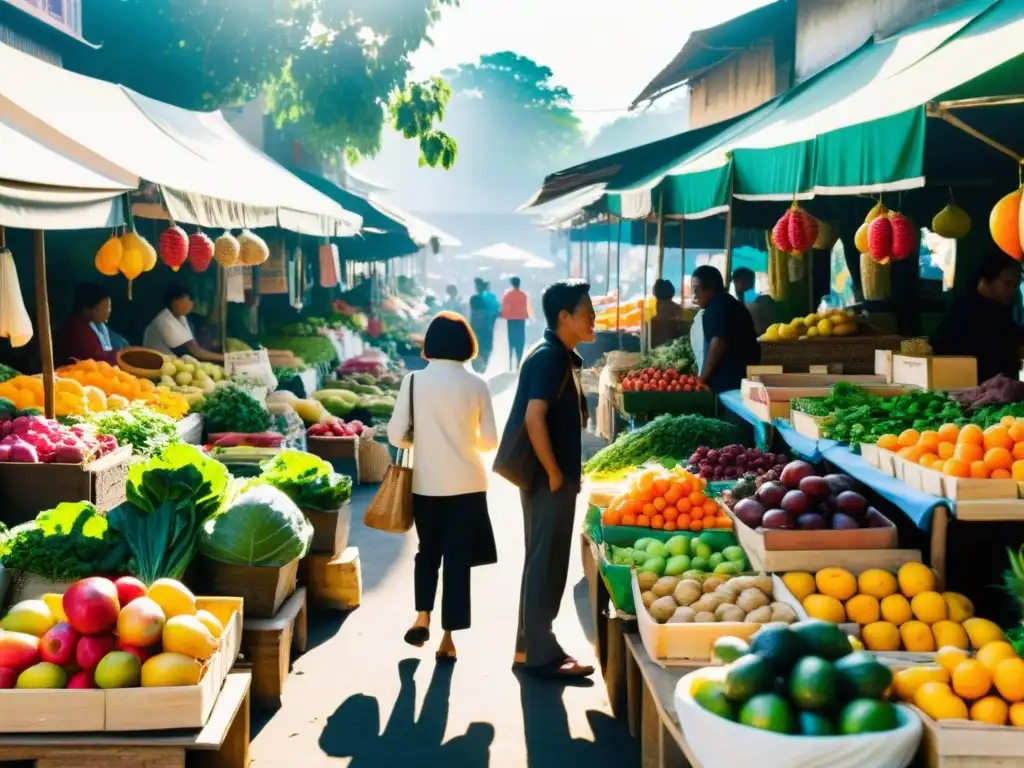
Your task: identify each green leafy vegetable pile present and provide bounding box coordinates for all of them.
[0,502,132,580]
[199,483,312,567]
[637,337,696,375]
[584,414,744,475]
[261,334,338,366]
[194,384,272,434]
[84,404,180,457]
[0,363,18,383]
[107,444,229,584]
[969,402,1024,428]
[822,390,963,443]
[260,450,352,511]
[791,382,876,417]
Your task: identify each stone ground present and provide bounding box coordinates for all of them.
[250,333,637,767]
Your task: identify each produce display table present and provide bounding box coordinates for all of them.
[717,390,771,451]
[624,634,703,768]
[581,531,631,718]
[0,672,251,768]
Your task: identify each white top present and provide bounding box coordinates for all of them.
[690,309,705,374]
[143,308,193,355]
[387,360,498,497]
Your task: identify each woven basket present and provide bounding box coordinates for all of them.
[359,438,394,483]
[116,346,166,380]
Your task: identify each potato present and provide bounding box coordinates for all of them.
[702,576,725,594]
[641,591,657,609]
[652,576,681,598]
[649,596,679,623]
[693,611,716,623]
[751,575,775,596]
[744,605,773,623]
[691,594,727,614]
[725,576,757,595]
[713,586,737,604]
[716,604,746,623]
[736,588,770,614]
[673,581,702,607]
[668,606,696,624]
[637,571,659,592]
[770,602,798,624]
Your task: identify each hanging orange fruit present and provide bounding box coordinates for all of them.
[95,235,122,276]
[854,222,871,254]
[119,245,143,300]
[120,230,156,273]
[865,202,888,223]
[159,225,188,271]
[990,187,1023,260]
[188,232,214,273]
[213,232,240,267]
[237,230,270,266]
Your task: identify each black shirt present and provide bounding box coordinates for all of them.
[701,292,761,393]
[930,292,1024,382]
[501,329,587,483]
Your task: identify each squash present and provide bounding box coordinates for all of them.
[237,230,269,266]
[989,187,1024,260]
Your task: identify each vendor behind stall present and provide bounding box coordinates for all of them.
[930,251,1024,382]
[652,279,683,320]
[692,265,760,392]
[143,285,224,362]
[55,283,118,366]
[732,267,776,336]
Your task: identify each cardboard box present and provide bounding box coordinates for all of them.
[892,354,977,391]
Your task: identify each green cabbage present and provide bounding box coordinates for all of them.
[199,484,313,567]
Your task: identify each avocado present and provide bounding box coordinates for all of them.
[789,656,839,712]
[664,554,690,576]
[694,681,735,720]
[834,652,893,700]
[708,553,725,569]
[640,556,666,576]
[791,619,853,661]
[690,557,709,572]
[838,699,899,735]
[634,537,655,551]
[750,624,802,675]
[798,711,835,736]
[666,535,690,557]
[738,693,794,734]
[724,654,775,704]
[712,636,750,666]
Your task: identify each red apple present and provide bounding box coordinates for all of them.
[75,634,116,672]
[67,670,95,689]
[0,667,17,689]
[63,577,120,635]
[0,630,40,671]
[113,576,147,607]
[39,622,79,667]
[115,642,155,665]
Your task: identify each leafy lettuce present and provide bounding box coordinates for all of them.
[199,484,312,567]
[259,450,352,512]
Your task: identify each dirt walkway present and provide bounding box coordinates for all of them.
[250,378,637,767]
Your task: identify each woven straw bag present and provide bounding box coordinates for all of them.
[363,375,415,534]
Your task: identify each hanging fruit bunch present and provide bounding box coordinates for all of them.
[94,234,123,277]
[771,203,819,255]
[237,229,270,267]
[989,187,1024,260]
[118,229,155,299]
[159,224,188,271]
[865,208,917,264]
[213,232,240,268]
[932,201,971,240]
[855,203,893,301]
[187,232,214,272]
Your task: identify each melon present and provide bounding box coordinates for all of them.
[990,187,1024,260]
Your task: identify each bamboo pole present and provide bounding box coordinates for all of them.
[605,219,612,289]
[33,231,55,418]
[679,216,686,302]
[926,104,1024,164]
[655,190,665,279]
[642,221,651,354]
[615,218,623,347]
[723,167,736,283]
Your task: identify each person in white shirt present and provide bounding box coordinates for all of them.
[143,285,224,362]
[387,311,498,662]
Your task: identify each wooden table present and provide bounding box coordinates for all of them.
[624,634,704,768]
[0,672,251,768]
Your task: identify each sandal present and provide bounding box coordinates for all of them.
[404,626,430,647]
[530,656,595,679]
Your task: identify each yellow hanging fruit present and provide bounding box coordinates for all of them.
[95,235,123,276]
[865,202,888,223]
[119,246,143,300]
[214,232,240,267]
[932,203,971,240]
[237,230,270,266]
[854,222,870,254]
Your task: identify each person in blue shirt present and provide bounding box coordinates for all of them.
[692,265,760,392]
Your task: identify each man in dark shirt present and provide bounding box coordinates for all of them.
[499,279,594,679]
[692,265,760,392]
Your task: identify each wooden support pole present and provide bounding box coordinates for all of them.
[605,221,612,290]
[615,219,623,347]
[642,221,651,354]
[34,231,55,419]
[723,168,736,283]
[655,191,665,279]
[679,216,686,300]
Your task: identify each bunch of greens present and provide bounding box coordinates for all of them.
[0,502,132,580]
[637,337,696,374]
[261,334,338,366]
[822,390,963,443]
[260,450,352,511]
[0,363,19,383]
[85,404,180,457]
[584,414,744,475]
[107,444,229,583]
[969,402,1024,428]
[194,384,272,434]
[272,366,302,381]
[199,483,313,567]
[791,382,875,417]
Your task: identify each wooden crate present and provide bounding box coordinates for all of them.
[860,443,880,467]
[790,409,829,440]
[202,558,298,619]
[302,547,361,611]
[759,334,904,374]
[914,705,1024,767]
[306,435,358,460]
[892,354,977,391]
[302,501,351,556]
[0,672,251,768]
[239,587,308,709]
[0,445,132,526]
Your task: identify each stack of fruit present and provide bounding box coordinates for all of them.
[892,640,1024,726]
[0,576,224,690]
[601,466,731,531]
[620,367,707,392]
[878,421,1024,481]
[782,563,997,653]
[611,533,750,580]
[759,309,860,343]
[639,572,797,626]
[687,445,788,483]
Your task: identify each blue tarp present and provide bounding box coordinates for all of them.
[772,419,837,463]
[719,389,771,451]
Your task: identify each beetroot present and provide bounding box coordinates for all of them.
[835,491,868,518]
[798,476,829,501]
[831,512,861,530]
[734,498,766,529]
[864,508,890,528]
[796,512,827,530]
[762,509,794,530]
[781,489,810,516]
[780,461,815,489]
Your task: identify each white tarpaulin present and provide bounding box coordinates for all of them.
[0,42,361,237]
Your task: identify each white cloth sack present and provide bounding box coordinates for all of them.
[690,309,705,375]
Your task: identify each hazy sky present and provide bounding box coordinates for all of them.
[409,0,771,131]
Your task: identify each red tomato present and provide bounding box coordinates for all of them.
[683,384,693,392]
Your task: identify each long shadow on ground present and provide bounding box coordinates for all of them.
[319,658,494,767]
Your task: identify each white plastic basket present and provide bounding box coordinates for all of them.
[674,668,921,768]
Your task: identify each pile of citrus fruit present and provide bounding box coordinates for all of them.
[602,466,733,532]
[893,640,1024,726]
[877,419,1024,480]
[782,562,1003,653]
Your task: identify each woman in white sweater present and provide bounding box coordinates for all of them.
[387,312,498,662]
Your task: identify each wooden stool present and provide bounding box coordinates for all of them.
[303,547,361,610]
[240,587,308,708]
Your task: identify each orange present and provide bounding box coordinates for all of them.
[1010,419,1024,443]
[689,520,702,532]
[977,641,1019,673]
[1005,415,1020,428]
[984,447,1014,471]
[919,453,940,468]
[663,522,677,531]
[653,478,670,496]
[1013,703,1024,727]
[937,442,956,460]
[1014,461,1024,481]
[898,446,924,462]
[971,696,1009,725]
[953,443,984,463]
[994,657,1024,702]
[635,488,655,504]
[689,491,707,507]
[952,659,992,700]
[703,499,718,516]
[898,429,921,447]
[1013,443,1024,461]
[942,459,971,478]
[937,646,970,676]
[992,469,1012,479]
[653,497,667,512]
[676,514,691,529]
[663,508,679,522]
[984,425,1014,451]
[664,485,682,505]
[919,430,941,450]
[636,515,650,527]
[715,516,733,529]
[691,507,704,521]
[938,423,961,442]
[958,424,984,445]
[642,503,656,517]
[970,461,991,479]
[620,513,636,526]
[878,434,899,451]
[677,480,693,496]
[676,498,692,513]
[651,515,665,529]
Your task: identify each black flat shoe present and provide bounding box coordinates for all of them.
[404,626,430,647]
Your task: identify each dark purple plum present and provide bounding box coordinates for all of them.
[781,489,810,516]
[781,461,816,489]
[798,476,830,502]
[734,498,766,529]
[836,491,869,518]
[824,473,859,496]
[756,481,787,509]
[864,508,890,528]
[831,512,861,530]
[762,509,794,530]
[796,512,827,530]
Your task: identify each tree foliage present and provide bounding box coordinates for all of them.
[70,0,458,167]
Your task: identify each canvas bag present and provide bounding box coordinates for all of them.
[363,375,415,534]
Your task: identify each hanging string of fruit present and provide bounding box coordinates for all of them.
[117,227,156,300]
[213,232,240,268]
[865,205,917,264]
[989,186,1024,260]
[855,202,892,302]
[771,202,819,255]
[187,232,214,272]
[158,223,188,271]
[237,229,270,267]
